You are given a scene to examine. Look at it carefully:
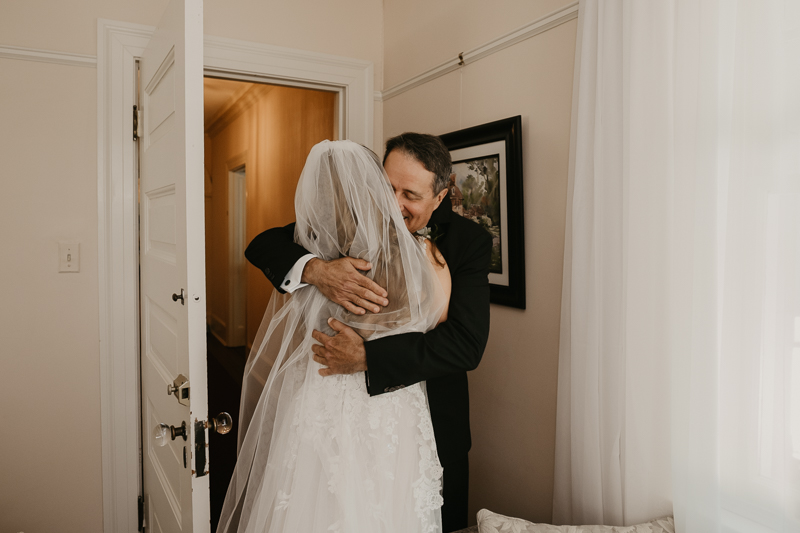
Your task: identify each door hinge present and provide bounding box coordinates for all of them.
[138,494,145,531]
[133,104,142,141]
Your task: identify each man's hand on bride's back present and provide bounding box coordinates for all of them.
[311,318,367,376]
[302,257,389,315]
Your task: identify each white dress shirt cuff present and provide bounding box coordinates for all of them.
[281,254,316,293]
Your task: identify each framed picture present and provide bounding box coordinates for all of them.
[440,116,525,309]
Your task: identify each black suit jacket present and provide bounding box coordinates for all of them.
[244,195,492,464]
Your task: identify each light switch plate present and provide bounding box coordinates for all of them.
[59,242,80,272]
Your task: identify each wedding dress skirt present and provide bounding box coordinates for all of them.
[242,355,443,533]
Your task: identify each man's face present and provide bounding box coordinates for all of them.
[384,149,448,233]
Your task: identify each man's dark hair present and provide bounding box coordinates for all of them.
[384,133,452,194]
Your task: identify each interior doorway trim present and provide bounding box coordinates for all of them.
[225,153,248,349]
[97,18,374,533]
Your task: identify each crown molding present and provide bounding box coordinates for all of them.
[381,1,578,101]
[205,83,273,136]
[0,44,97,68]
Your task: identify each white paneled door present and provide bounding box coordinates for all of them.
[139,0,209,531]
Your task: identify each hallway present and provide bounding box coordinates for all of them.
[206,331,246,531]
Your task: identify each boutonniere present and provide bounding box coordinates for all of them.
[415,226,431,239]
[415,224,443,244]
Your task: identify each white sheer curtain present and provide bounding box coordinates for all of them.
[553,1,800,531]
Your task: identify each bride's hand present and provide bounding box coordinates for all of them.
[302,257,389,315]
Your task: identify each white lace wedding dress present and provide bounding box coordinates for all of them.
[217,141,450,533]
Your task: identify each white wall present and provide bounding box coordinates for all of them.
[0,1,382,531]
[382,0,577,524]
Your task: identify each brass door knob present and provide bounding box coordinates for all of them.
[205,412,233,435]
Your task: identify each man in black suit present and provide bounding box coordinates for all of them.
[244,133,492,532]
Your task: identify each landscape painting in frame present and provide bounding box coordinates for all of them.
[450,154,503,274]
[440,116,525,309]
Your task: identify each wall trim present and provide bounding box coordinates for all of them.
[203,34,373,146]
[98,18,374,533]
[380,1,579,102]
[0,44,97,68]
[225,151,249,348]
[96,18,154,533]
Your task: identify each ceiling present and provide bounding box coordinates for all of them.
[203,77,257,125]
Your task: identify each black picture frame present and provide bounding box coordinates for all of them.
[440,116,525,309]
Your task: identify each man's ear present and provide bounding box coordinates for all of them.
[433,187,448,209]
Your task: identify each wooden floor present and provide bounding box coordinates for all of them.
[206,330,247,531]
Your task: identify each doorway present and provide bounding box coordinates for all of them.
[201,76,337,529]
[98,20,375,529]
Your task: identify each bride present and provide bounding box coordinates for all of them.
[217,140,451,533]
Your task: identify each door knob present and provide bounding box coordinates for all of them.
[153,421,188,447]
[204,412,233,435]
[172,289,185,305]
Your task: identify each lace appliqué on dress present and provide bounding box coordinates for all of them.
[278,361,443,532]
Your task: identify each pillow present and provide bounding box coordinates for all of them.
[476,509,675,533]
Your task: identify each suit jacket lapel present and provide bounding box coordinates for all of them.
[427,193,454,261]
[429,193,453,226]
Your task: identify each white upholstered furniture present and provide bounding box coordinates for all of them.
[471,509,675,533]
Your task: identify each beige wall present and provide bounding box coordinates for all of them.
[382,0,577,524]
[0,58,103,532]
[205,85,335,348]
[1,0,577,529]
[383,0,575,89]
[0,1,380,531]
[0,0,383,87]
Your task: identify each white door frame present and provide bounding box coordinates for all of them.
[96,18,374,532]
[227,157,247,348]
